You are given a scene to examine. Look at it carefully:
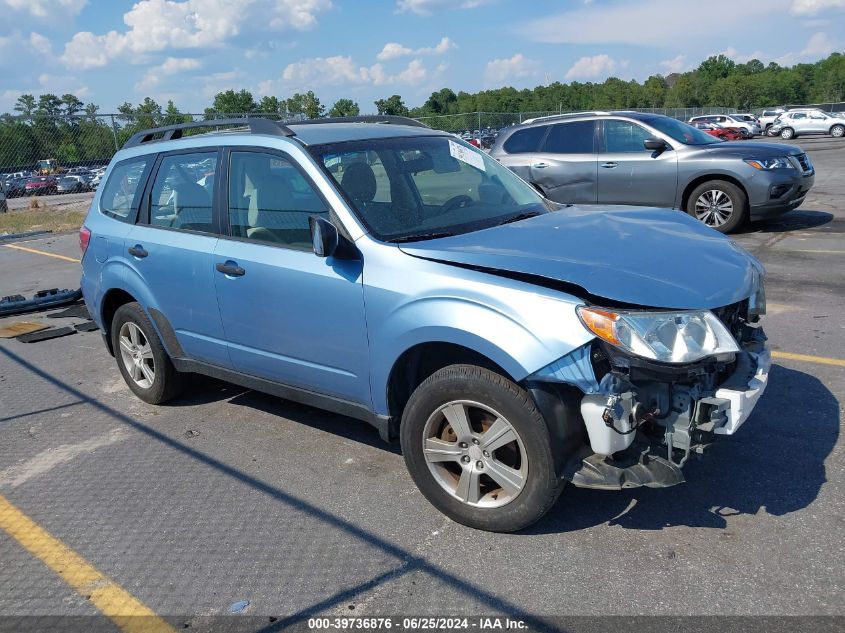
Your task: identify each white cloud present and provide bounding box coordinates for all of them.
[484,53,541,85]
[564,54,618,80]
[801,31,835,56]
[377,36,455,60]
[717,31,836,66]
[60,0,332,69]
[789,0,845,15]
[28,32,53,56]
[396,0,493,15]
[268,56,436,92]
[1,0,86,19]
[136,57,202,92]
[659,54,688,74]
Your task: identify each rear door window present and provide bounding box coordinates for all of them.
[503,126,548,153]
[542,121,596,154]
[146,152,217,232]
[100,157,150,222]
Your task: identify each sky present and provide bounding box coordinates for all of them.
[1,0,844,115]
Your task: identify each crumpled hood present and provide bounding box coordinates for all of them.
[399,206,762,310]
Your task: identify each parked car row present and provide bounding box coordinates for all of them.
[765,108,845,139]
[0,166,106,198]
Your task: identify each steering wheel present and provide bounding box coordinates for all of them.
[441,194,474,213]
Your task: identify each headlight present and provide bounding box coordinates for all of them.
[576,306,740,364]
[744,157,795,170]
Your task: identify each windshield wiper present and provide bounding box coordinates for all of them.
[387,231,456,243]
[497,211,542,226]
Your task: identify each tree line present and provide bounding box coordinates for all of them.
[2,52,843,170]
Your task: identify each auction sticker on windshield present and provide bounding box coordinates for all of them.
[449,139,486,172]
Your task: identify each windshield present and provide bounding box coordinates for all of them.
[643,116,721,146]
[311,135,549,242]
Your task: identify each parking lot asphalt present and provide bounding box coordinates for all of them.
[0,136,843,631]
[6,191,95,212]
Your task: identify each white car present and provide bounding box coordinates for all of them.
[768,109,845,139]
[688,114,760,137]
[759,109,787,132]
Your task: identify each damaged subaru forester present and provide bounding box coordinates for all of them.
[81,116,770,532]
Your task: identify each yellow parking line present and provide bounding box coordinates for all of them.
[773,350,845,368]
[3,243,81,263]
[0,494,175,633]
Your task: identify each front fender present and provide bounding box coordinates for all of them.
[362,248,594,415]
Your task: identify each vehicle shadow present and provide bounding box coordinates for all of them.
[739,209,834,234]
[162,375,400,455]
[529,364,838,534]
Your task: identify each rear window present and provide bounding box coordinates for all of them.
[100,157,149,222]
[502,126,548,153]
[542,121,595,154]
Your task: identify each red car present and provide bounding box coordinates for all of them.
[691,122,744,141]
[25,176,58,196]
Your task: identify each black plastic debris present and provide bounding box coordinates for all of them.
[74,321,99,332]
[48,302,91,319]
[0,288,83,317]
[16,326,77,343]
[0,230,53,243]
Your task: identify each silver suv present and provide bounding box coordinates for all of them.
[767,109,845,139]
[490,111,815,233]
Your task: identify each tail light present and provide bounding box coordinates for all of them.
[79,225,91,255]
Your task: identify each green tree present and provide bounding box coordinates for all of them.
[328,98,359,117]
[162,100,190,125]
[258,95,282,115]
[62,94,84,117]
[423,88,458,114]
[14,94,37,118]
[36,94,63,117]
[301,91,325,119]
[207,89,258,117]
[374,94,409,116]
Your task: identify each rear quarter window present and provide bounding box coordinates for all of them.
[502,126,548,153]
[100,157,150,222]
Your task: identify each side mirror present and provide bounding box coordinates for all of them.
[644,138,667,151]
[309,216,339,258]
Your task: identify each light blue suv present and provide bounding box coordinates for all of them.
[81,116,770,532]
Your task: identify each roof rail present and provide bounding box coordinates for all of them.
[521,111,611,125]
[288,115,430,129]
[122,118,295,149]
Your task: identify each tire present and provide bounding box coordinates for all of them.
[400,364,563,532]
[831,124,845,138]
[111,302,184,404]
[686,180,747,233]
[780,127,795,140]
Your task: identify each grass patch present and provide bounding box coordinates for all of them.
[0,202,87,236]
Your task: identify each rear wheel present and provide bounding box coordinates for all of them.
[780,127,795,140]
[111,302,183,404]
[686,181,747,233]
[400,364,563,532]
[831,124,845,138]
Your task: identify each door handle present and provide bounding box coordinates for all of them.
[532,162,549,169]
[601,162,618,169]
[216,262,245,277]
[127,245,148,258]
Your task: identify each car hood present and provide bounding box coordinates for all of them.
[399,206,761,310]
[703,140,803,157]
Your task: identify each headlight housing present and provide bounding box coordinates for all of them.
[577,306,740,364]
[744,157,795,170]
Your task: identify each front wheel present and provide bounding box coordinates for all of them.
[400,365,563,532]
[831,124,845,138]
[686,181,747,233]
[780,127,795,140]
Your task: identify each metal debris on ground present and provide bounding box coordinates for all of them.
[0,288,83,317]
[16,326,77,343]
[0,321,49,339]
[228,600,250,614]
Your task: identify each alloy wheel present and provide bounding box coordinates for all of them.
[422,400,528,508]
[694,190,734,228]
[118,322,155,389]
